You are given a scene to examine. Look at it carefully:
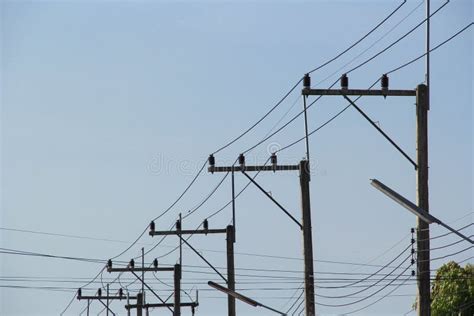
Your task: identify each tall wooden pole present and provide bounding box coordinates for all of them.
[416,84,430,316]
[300,160,315,316]
[226,225,236,316]
[426,0,430,101]
[106,284,109,316]
[136,292,143,316]
[174,264,181,316]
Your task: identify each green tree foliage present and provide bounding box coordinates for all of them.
[431,261,473,315]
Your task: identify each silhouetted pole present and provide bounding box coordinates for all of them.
[416,84,430,316]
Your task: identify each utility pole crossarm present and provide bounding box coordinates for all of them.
[78,295,135,300]
[126,302,198,309]
[302,88,416,97]
[150,228,226,236]
[209,165,299,173]
[107,267,174,272]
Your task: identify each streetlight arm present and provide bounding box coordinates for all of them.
[370,179,438,224]
[370,179,473,244]
[208,281,287,315]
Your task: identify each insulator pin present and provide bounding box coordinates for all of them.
[340,74,348,90]
[176,219,182,231]
[303,73,311,89]
[381,74,389,98]
[238,154,245,167]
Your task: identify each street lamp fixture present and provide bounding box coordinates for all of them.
[370,179,473,244]
[208,281,287,315]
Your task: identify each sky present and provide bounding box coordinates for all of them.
[1,0,472,315]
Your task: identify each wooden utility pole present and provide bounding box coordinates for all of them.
[302,75,427,316]
[416,84,430,316]
[106,258,188,315]
[150,223,235,316]
[226,225,236,316]
[208,159,316,315]
[300,160,315,316]
[174,264,181,316]
[136,292,143,316]
[106,284,110,316]
[421,0,431,313]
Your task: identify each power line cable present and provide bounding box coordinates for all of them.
[417,235,474,252]
[344,275,412,314]
[307,0,408,74]
[267,0,450,159]
[60,3,425,304]
[345,0,450,75]
[424,246,473,262]
[314,0,423,87]
[418,223,473,242]
[315,262,411,308]
[59,2,459,312]
[277,21,472,154]
[212,78,302,155]
[212,0,408,156]
[387,22,474,74]
[290,292,305,316]
[182,171,230,220]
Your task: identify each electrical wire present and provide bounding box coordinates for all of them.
[315,262,411,307]
[387,22,474,74]
[242,79,339,154]
[0,247,119,265]
[277,77,380,154]
[212,78,303,155]
[60,267,105,315]
[152,272,194,302]
[57,3,437,309]
[277,20,472,155]
[103,159,207,263]
[307,0,407,74]
[182,171,230,220]
[314,0,423,86]
[213,0,409,157]
[204,157,271,220]
[425,246,473,262]
[417,235,473,252]
[315,247,411,291]
[240,1,416,161]
[55,2,467,313]
[418,223,473,242]
[280,282,304,311]
[345,0,450,75]
[343,275,412,314]
[290,292,305,316]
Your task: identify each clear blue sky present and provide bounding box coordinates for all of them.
[1,1,472,315]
